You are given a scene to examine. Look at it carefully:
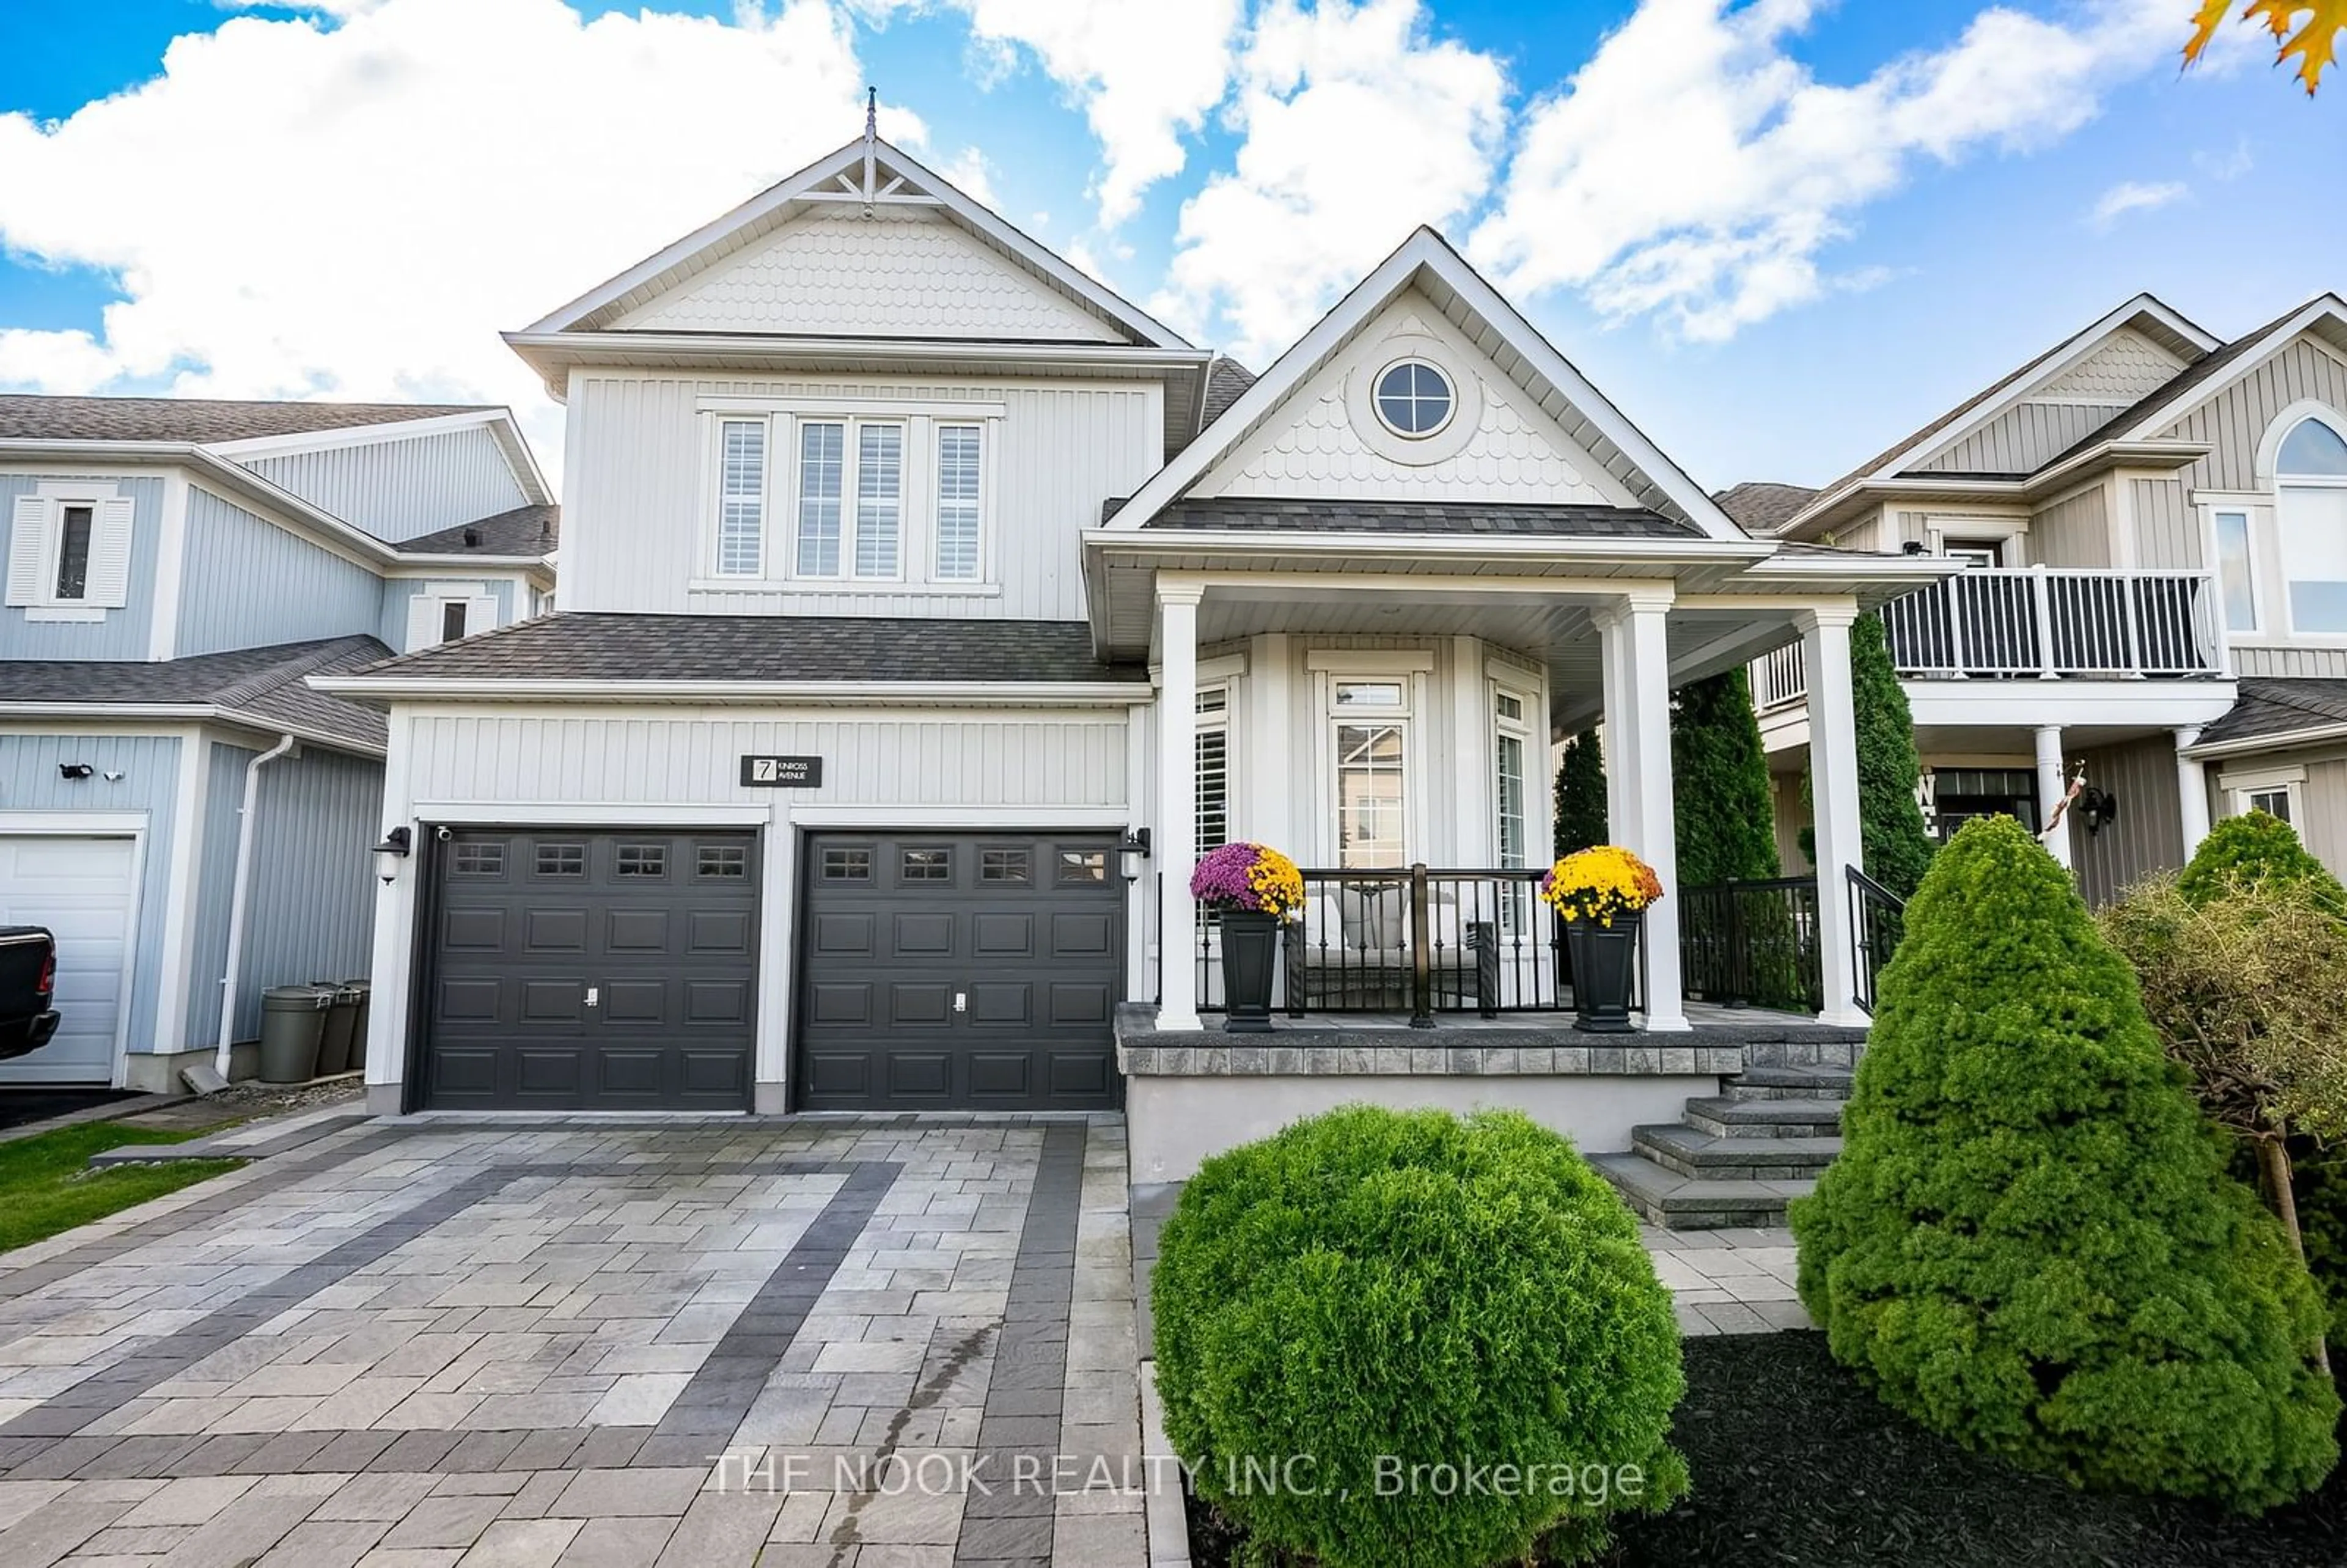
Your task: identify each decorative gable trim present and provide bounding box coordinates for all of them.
[2109,296,2347,447]
[1103,228,1747,541]
[520,134,1189,350]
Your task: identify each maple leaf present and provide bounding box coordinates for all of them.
[2187,2,2347,93]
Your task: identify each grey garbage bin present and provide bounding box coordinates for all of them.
[339,980,372,1075]
[259,986,329,1083]
[314,981,362,1076]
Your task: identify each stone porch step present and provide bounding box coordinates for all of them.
[1681,1096,1844,1138]
[1725,1064,1855,1102]
[1593,1153,1813,1229]
[1631,1123,1842,1181]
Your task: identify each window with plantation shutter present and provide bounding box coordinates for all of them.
[715,419,766,576]
[936,424,982,580]
[1197,687,1230,853]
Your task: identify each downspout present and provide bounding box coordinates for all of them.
[214,733,298,1080]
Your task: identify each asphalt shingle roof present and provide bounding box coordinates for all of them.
[1714,482,1820,533]
[2195,678,2347,749]
[1127,496,1701,538]
[0,636,389,751]
[0,395,492,445]
[397,504,560,557]
[339,614,1145,686]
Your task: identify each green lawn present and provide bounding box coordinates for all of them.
[0,1123,245,1254]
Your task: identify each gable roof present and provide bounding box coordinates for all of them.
[2077,293,2347,459]
[1783,294,2218,533]
[1101,227,1747,542]
[520,133,1189,351]
[1714,482,1819,533]
[396,504,559,559]
[0,396,490,445]
[0,636,389,753]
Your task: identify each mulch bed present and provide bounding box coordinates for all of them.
[1185,1331,2347,1568]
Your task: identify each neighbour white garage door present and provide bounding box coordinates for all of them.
[0,835,134,1084]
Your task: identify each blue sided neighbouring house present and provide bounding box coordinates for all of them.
[0,397,556,1088]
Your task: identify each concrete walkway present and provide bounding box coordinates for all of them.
[0,1115,1150,1568]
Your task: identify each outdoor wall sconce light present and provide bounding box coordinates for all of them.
[2078,786,2120,835]
[1118,827,1152,882]
[374,826,413,883]
[57,763,93,780]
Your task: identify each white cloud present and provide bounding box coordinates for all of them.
[0,0,889,480]
[2090,177,2187,227]
[1470,0,2183,342]
[1149,0,1507,364]
[939,0,1245,228]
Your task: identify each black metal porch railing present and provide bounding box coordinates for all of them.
[1196,865,1568,1024]
[1848,866,1906,1016]
[1678,877,1823,1013]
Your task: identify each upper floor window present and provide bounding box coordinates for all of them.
[1373,359,1453,438]
[2277,415,2347,632]
[2213,510,2257,632]
[716,419,766,576]
[794,419,903,579]
[935,424,982,581]
[5,486,133,620]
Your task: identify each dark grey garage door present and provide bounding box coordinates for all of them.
[796,832,1121,1110]
[420,829,759,1110]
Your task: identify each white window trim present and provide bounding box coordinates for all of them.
[785,413,911,585]
[16,481,121,621]
[1196,683,1233,855]
[1310,648,1431,866]
[2203,502,2261,636]
[1491,675,1536,872]
[708,415,770,580]
[2220,762,2305,826]
[405,581,500,652]
[931,420,991,585]
[1922,514,2030,565]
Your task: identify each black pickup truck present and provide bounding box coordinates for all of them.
[0,926,60,1062]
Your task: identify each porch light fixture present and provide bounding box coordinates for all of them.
[1118,827,1151,882]
[57,763,94,781]
[2077,786,2119,835]
[373,826,413,883]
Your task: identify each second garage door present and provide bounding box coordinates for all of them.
[420,829,759,1110]
[0,834,135,1085]
[796,832,1121,1110]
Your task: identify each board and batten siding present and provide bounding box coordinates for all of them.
[177,486,385,656]
[239,426,528,545]
[560,373,1159,621]
[0,732,180,1059]
[2129,475,2203,570]
[2071,734,2186,909]
[1919,402,2120,475]
[229,748,380,1043]
[181,741,257,1050]
[0,474,166,661]
[2231,645,2347,678]
[2030,486,2112,568]
[2288,757,2347,876]
[2158,337,2347,493]
[406,711,1129,807]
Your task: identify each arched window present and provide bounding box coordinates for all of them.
[2277,415,2347,632]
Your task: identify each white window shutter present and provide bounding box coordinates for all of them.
[469,592,499,633]
[6,495,48,607]
[405,592,441,652]
[86,497,136,608]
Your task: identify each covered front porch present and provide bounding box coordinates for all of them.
[1124,554,1922,1036]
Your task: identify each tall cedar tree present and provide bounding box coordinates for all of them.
[1670,670,1779,886]
[1793,816,2339,1510]
[1812,612,1936,898]
[1553,729,1607,857]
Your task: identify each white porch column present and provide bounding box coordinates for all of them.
[1599,595,1686,1031]
[1799,606,1870,1028]
[2174,725,2211,861]
[1156,583,1204,1032]
[2034,724,2071,869]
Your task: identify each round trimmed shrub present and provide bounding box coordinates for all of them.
[1151,1106,1688,1568]
[2177,809,2347,911]
[1791,816,2340,1511]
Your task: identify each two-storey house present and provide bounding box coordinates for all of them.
[0,398,554,1088]
[1738,292,2347,907]
[323,125,1945,1182]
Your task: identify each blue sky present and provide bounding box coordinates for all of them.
[0,1,2337,491]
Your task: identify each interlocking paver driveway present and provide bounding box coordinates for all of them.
[0,1115,1147,1567]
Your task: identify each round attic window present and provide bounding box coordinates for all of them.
[1372,359,1455,438]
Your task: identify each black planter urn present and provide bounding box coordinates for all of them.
[1219,910,1280,1032]
[1565,912,1641,1033]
